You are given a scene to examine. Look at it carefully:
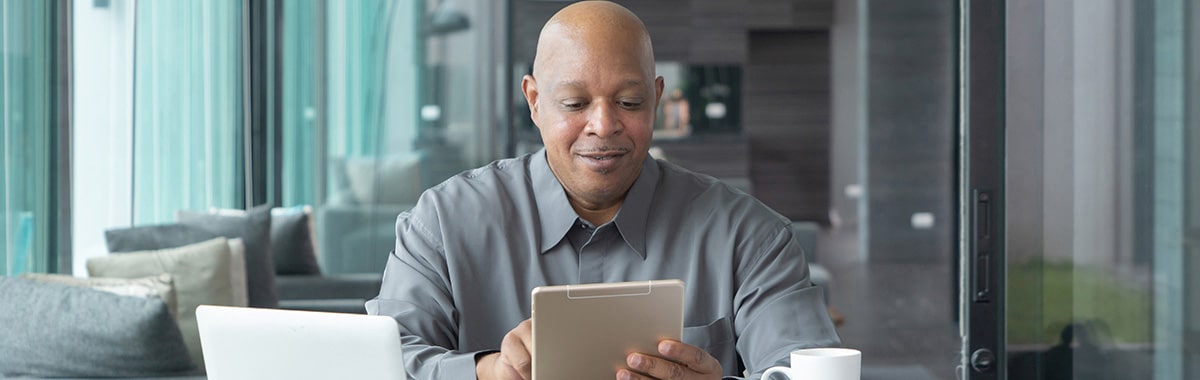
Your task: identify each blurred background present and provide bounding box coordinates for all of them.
[1,0,1196,379]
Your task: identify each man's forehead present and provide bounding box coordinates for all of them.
[552,79,648,91]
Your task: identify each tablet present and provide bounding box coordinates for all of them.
[531,279,685,380]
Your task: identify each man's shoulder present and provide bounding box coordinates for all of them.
[422,153,535,207]
[652,159,790,228]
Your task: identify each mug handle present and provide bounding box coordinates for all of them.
[761,366,795,380]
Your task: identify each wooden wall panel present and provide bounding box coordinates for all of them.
[865,0,955,262]
[744,31,831,223]
[512,0,833,64]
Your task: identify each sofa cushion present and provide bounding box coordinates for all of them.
[105,223,220,252]
[227,238,249,307]
[106,225,250,308]
[270,206,321,275]
[344,154,423,205]
[177,204,278,308]
[0,276,194,378]
[88,237,235,371]
[22,273,179,320]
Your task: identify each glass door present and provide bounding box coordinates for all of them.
[962,0,1198,378]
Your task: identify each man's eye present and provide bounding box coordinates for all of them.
[619,101,643,109]
[561,101,585,110]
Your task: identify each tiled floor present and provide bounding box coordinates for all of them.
[817,225,961,380]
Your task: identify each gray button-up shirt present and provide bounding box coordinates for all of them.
[366,150,839,379]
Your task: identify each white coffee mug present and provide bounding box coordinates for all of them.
[761,348,861,380]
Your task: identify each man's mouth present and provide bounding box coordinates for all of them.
[575,148,629,160]
[582,152,624,160]
[574,148,630,173]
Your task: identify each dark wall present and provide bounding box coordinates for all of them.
[865,0,956,261]
[745,31,831,223]
[512,0,833,64]
[511,0,835,223]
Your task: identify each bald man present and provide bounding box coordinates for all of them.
[366,2,840,379]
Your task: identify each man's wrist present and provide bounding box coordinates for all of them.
[474,351,500,379]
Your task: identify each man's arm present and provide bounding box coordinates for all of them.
[732,221,842,379]
[366,212,484,379]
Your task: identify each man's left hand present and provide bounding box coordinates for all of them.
[617,340,722,380]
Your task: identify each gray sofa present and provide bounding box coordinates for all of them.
[276,273,382,314]
[790,221,833,302]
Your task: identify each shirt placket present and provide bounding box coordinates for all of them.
[578,222,609,284]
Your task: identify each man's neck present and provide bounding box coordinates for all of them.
[568,197,623,226]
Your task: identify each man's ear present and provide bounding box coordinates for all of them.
[654,76,665,109]
[521,75,540,125]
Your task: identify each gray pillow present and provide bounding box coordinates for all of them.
[177,204,278,308]
[271,206,321,275]
[22,273,179,320]
[105,223,220,253]
[0,276,194,378]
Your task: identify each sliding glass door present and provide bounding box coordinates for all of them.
[963,0,1198,378]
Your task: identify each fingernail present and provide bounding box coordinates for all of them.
[628,354,643,368]
[658,341,672,354]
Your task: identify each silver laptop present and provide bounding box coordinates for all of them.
[196,305,406,380]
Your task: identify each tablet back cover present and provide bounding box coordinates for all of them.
[531,279,684,380]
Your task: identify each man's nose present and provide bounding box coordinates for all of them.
[585,101,623,137]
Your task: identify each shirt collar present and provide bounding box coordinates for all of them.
[531,149,659,259]
[611,154,657,259]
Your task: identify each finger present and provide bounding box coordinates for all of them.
[657,340,721,374]
[615,367,652,380]
[626,353,687,380]
[500,320,534,379]
[495,355,528,380]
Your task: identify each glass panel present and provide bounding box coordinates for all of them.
[131,0,243,224]
[281,0,503,275]
[1004,0,1195,378]
[1,0,58,275]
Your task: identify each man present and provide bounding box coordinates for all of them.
[366,2,840,379]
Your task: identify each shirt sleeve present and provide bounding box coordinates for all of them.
[365,211,485,379]
[732,221,842,379]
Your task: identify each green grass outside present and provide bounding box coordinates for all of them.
[1006,259,1152,345]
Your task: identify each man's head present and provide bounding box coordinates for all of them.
[522,1,664,216]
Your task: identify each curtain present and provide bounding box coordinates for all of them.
[132,0,243,224]
[1,0,58,275]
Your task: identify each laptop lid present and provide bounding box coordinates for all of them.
[196,305,406,380]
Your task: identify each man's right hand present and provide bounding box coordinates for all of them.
[476,319,534,380]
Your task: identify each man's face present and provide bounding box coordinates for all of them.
[523,36,664,205]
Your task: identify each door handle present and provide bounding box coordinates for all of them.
[973,190,993,303]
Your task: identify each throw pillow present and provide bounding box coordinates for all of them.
[227,238,249,307]
[105,224,250,309]
[87,237,235,371]
[177,204,278,308]
[270,206,321,275]
[0,277,194,378]
[105,223,220,252]
[22,273,179,320]
[344,153,423,205]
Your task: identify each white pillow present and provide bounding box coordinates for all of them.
[344,154,423,205]
[87,237,234,371]
[226,238,248,307]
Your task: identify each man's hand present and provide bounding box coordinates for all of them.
[476,319,534,380]
[617,340,723,380]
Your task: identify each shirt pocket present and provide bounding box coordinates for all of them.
[683,316,735,352]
